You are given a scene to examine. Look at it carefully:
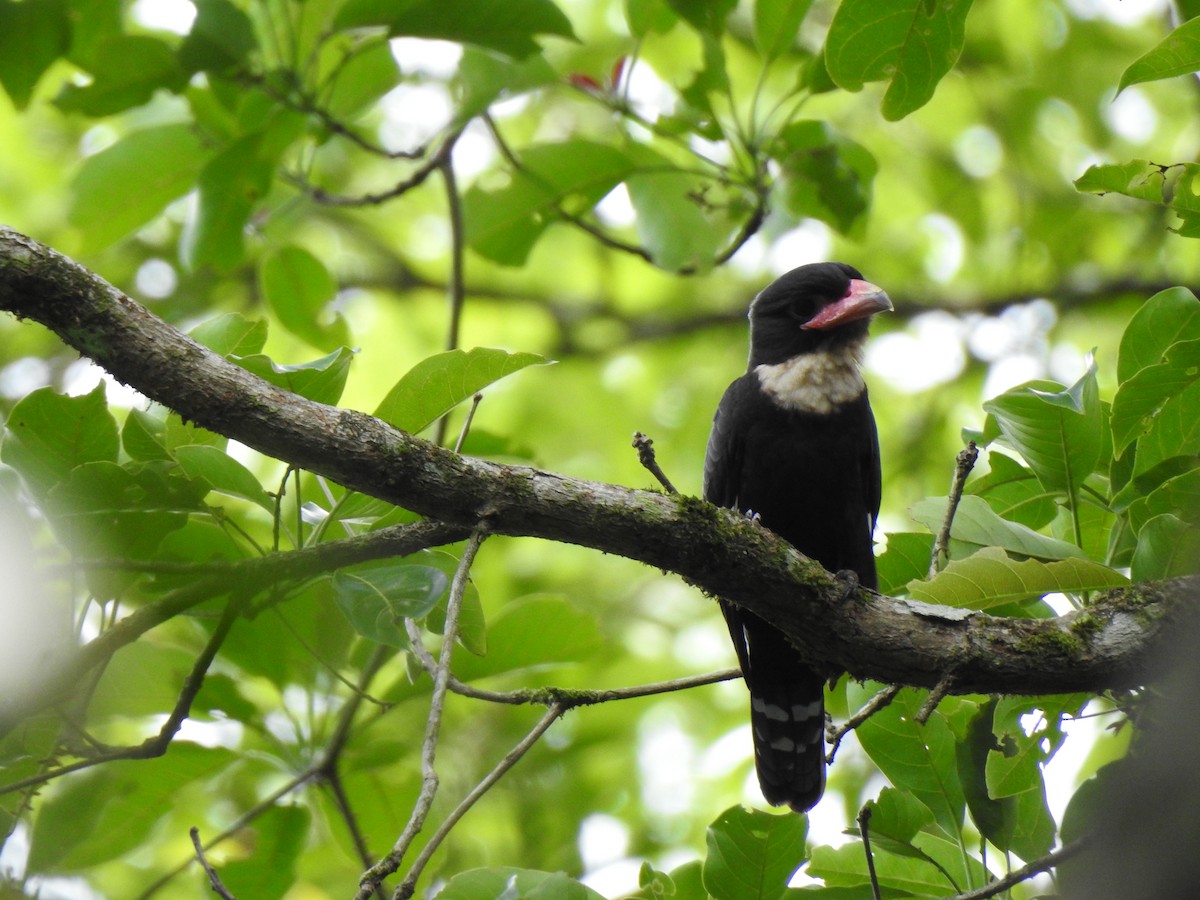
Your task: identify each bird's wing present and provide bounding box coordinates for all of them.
[863,393,882,531]
[703,379,752,674]
[703,384,743,510]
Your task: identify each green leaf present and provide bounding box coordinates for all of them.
[190,313,269,357]
[1074,159,1170,204]
[325,40,403,119]
[1126,467,1200,534]
[1133,378,1200,476]
[855,689,965,836]
[825,0,974,121]
[0,717,62,842]
[1112,339,1200,454]
[182,133,275,271]
[865,787,934,845]
[69,123,208,253]
[122,408,170,462]
[45,462,189,568]
[957,702,1013,852]
[451,595,601,682]
[985,737,1041,800]
[337,0,577,59]
[55,34,186,116]
[626,0,678,37]
[701,806,806,900]
[665,0,737,34]
[754,0,814,61]
[774,120,877,235]
[235,347,355,406]
[0,0,70,109]
[28,743,236,871]
[333,563,450,647]
[1131,514,1200,581]
[178,0,258,75]
[439,868,604,899]
[1169,164,1200,235]
[1116,286,1200,383]
[910,495,1087,561]
[173,444,273,510]
[806,841,957,894]
[967,450,1057,530]
[907,547,1128,609]
[679,32,730,126]
[374,347,549,434]
[1,384,118,495]
[259,245,351,351]
[876,532,934,595]
[1118,16,1200,93]
[982,359,1105,495]
[87,641,196,719]
[423,577,488,656]
[625,145,723,272]
[464,140,636,265]
[453,47,557,122]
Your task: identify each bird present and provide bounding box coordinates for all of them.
[703,261,891,813]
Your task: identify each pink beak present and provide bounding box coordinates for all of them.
[801,279,893,331]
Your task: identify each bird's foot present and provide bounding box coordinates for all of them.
[743,509,763,526]
[834,569,860,601]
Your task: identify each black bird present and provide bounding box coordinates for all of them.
[703,262,891,813]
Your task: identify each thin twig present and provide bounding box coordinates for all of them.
[482,114,654,263]
[190,827,237,900]
[453,394,483,454]
[286,126,464,207]
[632,432,678,494]
[405,616,738,706]
[435,150,468,448]
[394,702,567,900]
[857,805,883,900]
[314,646,394,900]
[929,442,979,578]
[827,685,902,765]
[357,527,489,898]
[239,65,427,161]
[941,838,1087,900]
[916,675,955,725]
[137,777,309,899]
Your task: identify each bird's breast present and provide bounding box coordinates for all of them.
[753,347,865,415]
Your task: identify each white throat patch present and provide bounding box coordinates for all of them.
[754,344,866,415]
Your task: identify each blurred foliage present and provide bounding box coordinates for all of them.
[1,0,1199,897]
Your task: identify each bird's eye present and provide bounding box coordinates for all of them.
[786,304,810,322]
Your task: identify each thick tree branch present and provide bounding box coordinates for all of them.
[0,227,1192,699]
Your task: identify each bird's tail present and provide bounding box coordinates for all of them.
[742,617,826,813]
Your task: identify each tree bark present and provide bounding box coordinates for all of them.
[0,226,1191,696]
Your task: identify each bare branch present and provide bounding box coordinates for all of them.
[942,838,1087,900]
[857,805,883,900]
[916,676,955,725]
[394,702,567,900]
[190,827,238,900]
[929,442,979,578]
[357,528,489,896]
[827,685,902,764]
[633,431,679,494]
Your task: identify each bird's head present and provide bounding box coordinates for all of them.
[747,262,893,367]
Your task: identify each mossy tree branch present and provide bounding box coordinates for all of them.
[0,226,1192,707]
